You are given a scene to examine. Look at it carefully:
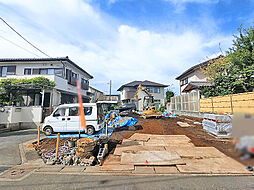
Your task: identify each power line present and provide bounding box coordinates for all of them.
[0,35,40,57]
[0,17,51,58]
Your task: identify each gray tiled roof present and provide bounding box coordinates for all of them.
[117,80,168,91]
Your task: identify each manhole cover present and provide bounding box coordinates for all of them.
[0,167,11,173]
[0,166,36,179]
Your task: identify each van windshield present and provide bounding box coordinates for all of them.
[53,108,66,117]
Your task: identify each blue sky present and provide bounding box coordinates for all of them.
[0,0,253,94]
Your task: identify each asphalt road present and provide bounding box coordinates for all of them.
[1,174,254,190]
[0,129,38,165]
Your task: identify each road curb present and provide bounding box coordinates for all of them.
[19,143,27,164]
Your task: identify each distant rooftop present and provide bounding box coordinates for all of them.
[117,80,168,91]
[0,56,93,79]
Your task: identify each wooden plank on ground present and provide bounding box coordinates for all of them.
[103,154,121,165]
[114,145,166,156]
[172,147,226,159]
[128,133,150,141]
[177,122,191,127]
[177,157,252,174]
[148,135,191,141]
[121,139,144,146]
[121,150,185,166]
[101,164,134,171]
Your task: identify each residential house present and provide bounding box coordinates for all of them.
[103,95,120,101]
[175,56,222,95]
[117,80,168,111]
[88,86,104,103]
[0,57,93,128]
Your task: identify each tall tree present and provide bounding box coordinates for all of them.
[201,25,254,97]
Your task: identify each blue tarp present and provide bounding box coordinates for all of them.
[105,111,138,127]
[162,111,178,118]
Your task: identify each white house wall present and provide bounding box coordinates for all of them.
[180,69,207,94]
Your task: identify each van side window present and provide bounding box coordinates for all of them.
[69,107,79,116]
[53,108,66,117]
[84,107,92,115]
[68,107,93,116]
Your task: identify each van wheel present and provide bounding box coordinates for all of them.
[44,126,53,135]
[87,126,95,135]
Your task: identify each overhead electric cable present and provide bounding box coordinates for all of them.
[0,17,51,58]
[0,35,40,57]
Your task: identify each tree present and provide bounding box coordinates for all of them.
[0,77,56,106]
[166,90,174,103]
[201,25,254,97]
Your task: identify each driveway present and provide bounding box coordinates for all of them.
[0,129,38,165]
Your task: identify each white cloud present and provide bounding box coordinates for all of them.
[165,0,219,13]
[0,0,232,94]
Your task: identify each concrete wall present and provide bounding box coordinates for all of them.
[0,106,43,130]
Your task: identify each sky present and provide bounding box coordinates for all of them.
[0,0,253,94]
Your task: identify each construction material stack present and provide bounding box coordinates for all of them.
[202,114,233,137]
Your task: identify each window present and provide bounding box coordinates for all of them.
[55,68,63,77]
[69,107,93,116]
[69,107,79,116]
[72,72,78,79]
[53,108,66,117]
[48,69,54,75]
[154,88,161,93]
[31,68,63,75]
[146,87,153,93]
[84,107,93,115]
[81,78,89,90]
[24,68,31,75]
[32,68,40,75]
[0,66,16,76]
[180,78,188,86]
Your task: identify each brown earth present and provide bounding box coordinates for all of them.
[37,114,253,166]
[119,115,252,167]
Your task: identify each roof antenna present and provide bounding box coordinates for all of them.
[219,43,224,56]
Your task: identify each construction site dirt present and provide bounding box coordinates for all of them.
[36,114,253,167]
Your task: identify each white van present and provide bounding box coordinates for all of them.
[42,103,104,135]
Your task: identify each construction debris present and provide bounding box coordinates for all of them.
[36,137,105,166]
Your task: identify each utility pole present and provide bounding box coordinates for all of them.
[109,80,112,101]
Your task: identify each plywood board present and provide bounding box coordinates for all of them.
[121,139,144,146]
[121,150,185,166]
[171,147,226,159]
[149,135,191,141]
[177,157,252,174]
[177,122,191,127]
[101,164,134,171]
[128,133,150,141]
[114,145,166,156]
[103,154,121,165]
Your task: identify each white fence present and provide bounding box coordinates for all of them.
[170,91,200,113]
[0,106,43,129]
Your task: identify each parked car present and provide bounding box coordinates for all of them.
[116,104,136,112]
[43,103,104,135]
